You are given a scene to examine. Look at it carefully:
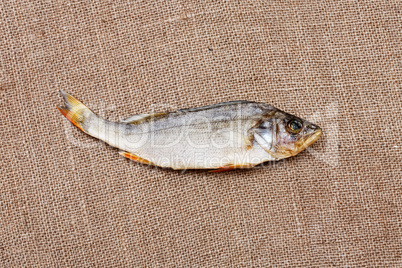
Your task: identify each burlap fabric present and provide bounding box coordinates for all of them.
[1,0,401,267]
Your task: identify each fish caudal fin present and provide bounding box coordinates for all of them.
[57,90,95,132]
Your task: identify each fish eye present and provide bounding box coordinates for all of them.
[286,119,303,134]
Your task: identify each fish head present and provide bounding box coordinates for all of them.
[253,111,322,159]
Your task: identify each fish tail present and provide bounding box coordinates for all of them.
[57,90,96,133]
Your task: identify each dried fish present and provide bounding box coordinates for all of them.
[58,91,321,171]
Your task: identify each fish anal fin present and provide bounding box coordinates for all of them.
[119,151,154,165]
[209,164,255,173]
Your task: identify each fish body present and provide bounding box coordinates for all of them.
[58,91,322,171]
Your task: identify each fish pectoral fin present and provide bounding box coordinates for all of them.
[119,151,154,165]
[120,112,167,124]
[209,164,255,173]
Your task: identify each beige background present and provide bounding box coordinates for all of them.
[1,0,401,267]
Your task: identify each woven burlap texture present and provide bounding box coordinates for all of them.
[1,0,401,267]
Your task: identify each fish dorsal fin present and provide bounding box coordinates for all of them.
[120,101,256,123]
[120,113,167,124]
[177,100,254,113]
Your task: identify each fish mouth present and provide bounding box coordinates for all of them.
[290,128,322,156]
[275,128,322,158]
[269,128,323,159]
[303,128,322,148]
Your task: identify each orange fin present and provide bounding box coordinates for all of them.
[209,166,236,173]
[209,164,255,173]
[57,90,94,132]
[119,151,154,165]
[57,106,84,131]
